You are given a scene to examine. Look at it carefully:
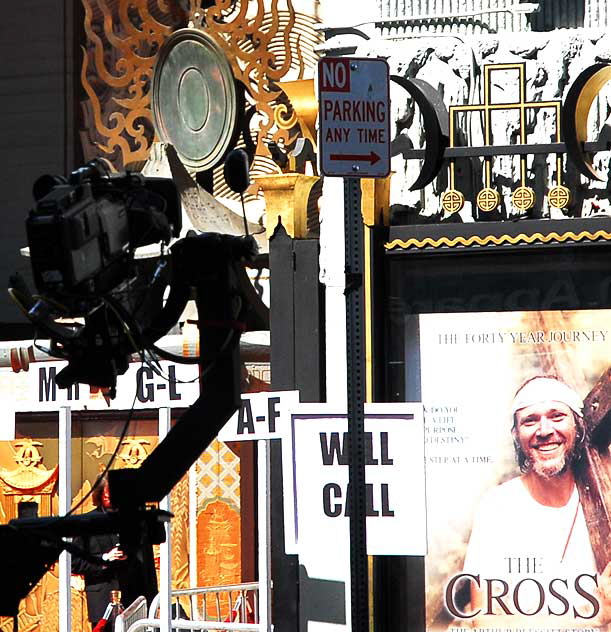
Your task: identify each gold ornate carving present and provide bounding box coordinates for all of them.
[80,0,181,168]
[274,78,317,150]
[256,173,320,238]
[80,1,323,177]
[441,189,465,214]
[0,440,58,521]
[207,4,323,203]
[197,499,241,614]
[361,176,392,227]
[171,475,191,589]
[14,441,43,469]
[117,438,150,467]
[385,229,611,251]
[202,3,321,152]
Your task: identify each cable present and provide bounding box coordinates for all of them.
[31,293,73,315]
[9,378,140,541]
[146,294,242,380]
[140,347,200,385]
[149,324,237,376]
[104,274,244,380]
[66,386,138,516]
[101,297,147,364]
[240,191,249,237]
[8,287,34,318]
[32,336,69,360]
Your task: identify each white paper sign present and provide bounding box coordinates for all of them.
[0,360,200,439]
[26,360,200,411]
[288,402,427,556]
[217,390,300,442]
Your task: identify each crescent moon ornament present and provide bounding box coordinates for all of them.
[390,76,449,191]
[562,63,611,181]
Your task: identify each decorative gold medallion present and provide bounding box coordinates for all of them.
[512,186,536,211]
[548,185,572,210]
[441,189,465,214]
[477,188,501,212]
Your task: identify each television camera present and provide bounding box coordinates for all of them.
[11,158,262,393]
[10,159,183,392]
[27,159,181,306]
[3,159,266,620]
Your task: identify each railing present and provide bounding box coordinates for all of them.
[377,0,534,33]
[164,582,259,623]
[121,582,262,632]
[114,596,148,632]
[126,621,259,632]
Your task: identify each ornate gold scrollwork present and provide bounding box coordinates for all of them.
[80,0,323,177]
[80,0,180,168]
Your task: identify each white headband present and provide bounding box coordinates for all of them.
[511,377,583,418]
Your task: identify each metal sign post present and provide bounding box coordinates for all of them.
[59,406,72,632]
[159,407,172,632]
[344,176,369,632]
[319,55,390,632]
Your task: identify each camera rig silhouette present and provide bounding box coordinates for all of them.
[2,161,268,619]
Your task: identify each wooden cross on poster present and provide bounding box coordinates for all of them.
[577,368,611,572]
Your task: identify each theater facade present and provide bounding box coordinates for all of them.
[3,0,611,631]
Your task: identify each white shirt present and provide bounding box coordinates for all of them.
[460,477,599,626]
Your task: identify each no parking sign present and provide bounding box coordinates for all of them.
[318,57,390,178]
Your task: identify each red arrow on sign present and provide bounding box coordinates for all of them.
[329,151,380,165]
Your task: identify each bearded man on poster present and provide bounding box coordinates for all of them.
[456,376,611,628]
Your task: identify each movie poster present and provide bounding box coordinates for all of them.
[416,309,611,632]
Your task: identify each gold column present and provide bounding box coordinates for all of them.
[360,176,392,403]
[256,173,320,239]
[360,176,392,228]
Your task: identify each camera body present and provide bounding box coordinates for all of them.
[26,162,181,314]
[13,161,183,390]
[27,183,129,302]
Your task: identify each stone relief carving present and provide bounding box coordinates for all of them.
[357,30,611,224]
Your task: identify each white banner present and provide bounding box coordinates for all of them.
[0,360,201,438]
[29,360,200,410]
